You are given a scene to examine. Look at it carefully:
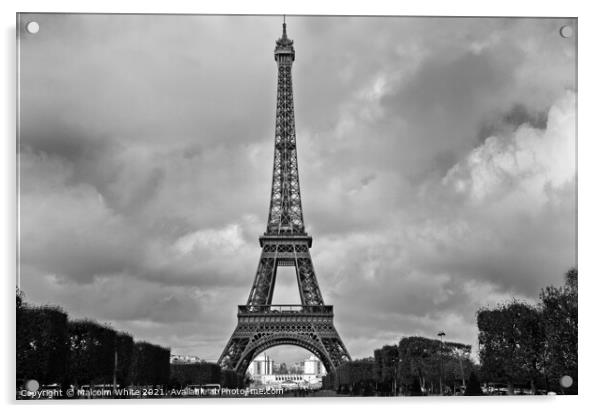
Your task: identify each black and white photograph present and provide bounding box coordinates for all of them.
[15,12,577,401]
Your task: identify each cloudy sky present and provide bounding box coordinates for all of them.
[18,14,576,363]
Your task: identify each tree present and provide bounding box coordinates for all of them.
[441,341,475,393]
[398,336,475,395]
[278,362,288,374]
[16,292,174,396]
[349,359,376,395]
[477,301,545,393]
[17,304,69,386]
[220,369,239,388]
[170,363,200,389]
[16,288,23,311]
[408,376,424,396]
[373,349,382,393]
[464,371,484,396]
[373,345,399,395]
[289,363,303,374]
[198,362,221,385]
[398,337,439,393]
[540,268,578,394]
[322,372,335,390]
[333,359,376,395]
[447,343,472,387]
[130,341,171,387]
[475,268,578,395]
[68,320,116,386]
[115,332,134,387]
[170,362,222,388]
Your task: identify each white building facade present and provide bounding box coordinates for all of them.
[303,355,324,375]
[248,354,326,389]
[247,353,274,376]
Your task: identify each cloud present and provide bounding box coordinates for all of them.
[18,15,576,362]
[443,90,576,207]
[19,150,143,283]
[311,90,576,358]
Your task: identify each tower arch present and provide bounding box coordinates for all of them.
[237,334,335,374]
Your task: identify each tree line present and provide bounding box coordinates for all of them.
[16,291,171,394]
[323,268,577,396]
[16,291,246,398]
[323,336,477,396]
[16,268,576,397]
[169,361,246,389]
[477,268,577,394]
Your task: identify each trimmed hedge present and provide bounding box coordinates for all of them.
[337,360,376,395]
[68,320,117,385]
[16,305,68,385]
[16,294,172,390]
[170,363,244,389]
[131,341,171,386]
[115,332,134,386]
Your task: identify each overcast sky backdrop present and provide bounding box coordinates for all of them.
[18,14,576,363]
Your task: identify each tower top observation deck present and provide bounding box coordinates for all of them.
[275,22,295,61]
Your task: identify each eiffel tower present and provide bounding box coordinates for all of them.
[218,21,351,374]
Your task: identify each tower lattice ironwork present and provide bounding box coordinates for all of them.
[218,22,351,374]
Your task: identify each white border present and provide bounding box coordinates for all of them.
[3,1,600,412]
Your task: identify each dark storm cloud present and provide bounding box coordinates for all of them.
[380,47,517,175]
[18,14,576,360]
[477,103,549,143]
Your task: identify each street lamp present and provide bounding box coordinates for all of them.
[437,331,446,395]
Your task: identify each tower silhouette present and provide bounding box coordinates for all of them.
[218,21,350,373]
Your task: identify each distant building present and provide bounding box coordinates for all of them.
[303,355,324,375]
[248,353,274,376]
[170,354,203,364]
[249,354,326,389]
[290,361,303,374]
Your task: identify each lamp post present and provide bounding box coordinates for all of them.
[113,335,118,394]
[437,331,446,395]
[458,354,465,388]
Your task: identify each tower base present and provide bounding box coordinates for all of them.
[218,305,350,373]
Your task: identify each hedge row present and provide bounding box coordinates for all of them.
[323,337,475,396]
[326,359,376,395]
[169,362,245,389]
[16,300,171,388]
